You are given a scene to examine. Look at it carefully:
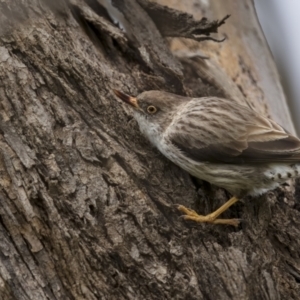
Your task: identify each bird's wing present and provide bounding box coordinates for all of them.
[167,97,300,164]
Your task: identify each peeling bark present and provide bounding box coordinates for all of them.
[0,1,299,299]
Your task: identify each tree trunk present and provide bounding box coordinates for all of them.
[0,1,299,299]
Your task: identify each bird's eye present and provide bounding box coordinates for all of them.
[147,105,157,114]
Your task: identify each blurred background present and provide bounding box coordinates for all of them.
[254,0,300,135]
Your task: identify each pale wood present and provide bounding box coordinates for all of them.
[157,0,296,134]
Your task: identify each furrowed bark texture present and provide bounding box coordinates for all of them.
[0,0,299,299]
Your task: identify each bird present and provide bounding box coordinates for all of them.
[113,89,300,226]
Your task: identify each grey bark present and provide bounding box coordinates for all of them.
[0,0,299,299]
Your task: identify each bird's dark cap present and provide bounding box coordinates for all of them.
[113,90,139,108]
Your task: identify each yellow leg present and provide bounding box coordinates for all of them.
[177,196,240,227]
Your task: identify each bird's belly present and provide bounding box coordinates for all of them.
[176,160,265,195]
[157,142,255,194]
[158,140,300,196]
[161,148,300,196]
[177,161,300,196]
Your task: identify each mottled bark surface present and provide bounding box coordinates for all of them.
[0,0,299,299]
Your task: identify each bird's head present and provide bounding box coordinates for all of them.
[113,90,187,136]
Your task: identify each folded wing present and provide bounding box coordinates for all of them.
[167,97,300,164]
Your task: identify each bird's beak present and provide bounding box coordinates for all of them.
[113,90,139,109]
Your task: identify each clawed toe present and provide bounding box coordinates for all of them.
[177,204,240,227]
[176,204,199,217]
[212,218,240,227]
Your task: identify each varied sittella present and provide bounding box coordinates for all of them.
[113,90,300,226]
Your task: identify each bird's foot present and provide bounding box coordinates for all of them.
[177,205,240,227]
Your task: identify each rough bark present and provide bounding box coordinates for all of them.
[0,0,299,299]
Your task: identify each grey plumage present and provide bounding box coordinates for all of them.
[114,89,300,225]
